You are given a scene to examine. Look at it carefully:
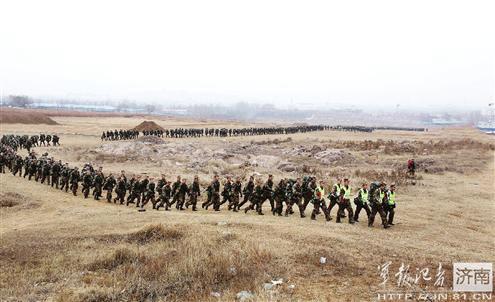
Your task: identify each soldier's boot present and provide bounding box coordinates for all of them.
[368,212,375,227]
[388,210,395,225]
[244,205,251,214]
[284,205,291,217]
[348,210,355,224]
[255,203,264,215]
[311,210,317,220]
[324,211,332,222]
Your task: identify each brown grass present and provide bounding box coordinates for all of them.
[0,196,20,207]
[73,225,271,301]
[87,248,144,271]
[126,224,184,244]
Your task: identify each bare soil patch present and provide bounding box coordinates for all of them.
[0,108,58,125]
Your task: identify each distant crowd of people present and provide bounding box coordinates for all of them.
[100,125,379,141]
[101,125,428,141]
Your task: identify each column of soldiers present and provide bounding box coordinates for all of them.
[100,125,427,142]
[0,141,397,229]
[1,134,60,152]
[101,130,140,141]
[100,125,377,141]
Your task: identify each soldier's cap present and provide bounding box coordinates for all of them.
[390,183,396,187]
[343,178,349,181]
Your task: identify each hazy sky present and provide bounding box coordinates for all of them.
[1,0,493,110]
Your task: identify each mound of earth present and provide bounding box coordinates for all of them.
[0,108,58,125]
[133,120,165,132]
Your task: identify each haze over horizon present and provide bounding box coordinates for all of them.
[1,0,493,111]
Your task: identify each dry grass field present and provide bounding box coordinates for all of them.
[1,114,494,301]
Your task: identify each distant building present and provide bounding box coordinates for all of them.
[30,102,117,112]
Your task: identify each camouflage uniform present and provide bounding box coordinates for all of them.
[237,177,254,210]
[228,179,242,212]
[103,175,116,202]
[273,179,287,216]
[368,186,389,228]
[114,177,127,204]
[185,178,201,211]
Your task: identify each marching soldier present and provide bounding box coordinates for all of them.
[114,176,127,204]
[103,173,116,202]
[142,177,156,209]
[221,176,233,209]
[244,178,263,215]
[311,190,330,221]
[158,181,172,210]
[82,171,93,199]
[59,163,70,192]
[51,160,61,188]
[185,175,201,211]
[311,180,331,221]
[237,175,254,211]
[353,183,371,222]
[229,176,242,212]
[170,176,181,208]
[210,175,221,211]
[176,178,189,210]
[260,175,275,214]
[328,178,342,219]
[301,176,316,213]
[273,178,287,216]
[385,184,397,225]
[127,175,142,206]
[368,182,390,228]
[69,167,80,196]
[156,174,166,196]
[139,175,150,204]
[337,178,355,224]
[92,169,104,200]
[286,177,305,218]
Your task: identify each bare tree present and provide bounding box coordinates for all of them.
[7,95,33,108]
[144,104,156,114]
